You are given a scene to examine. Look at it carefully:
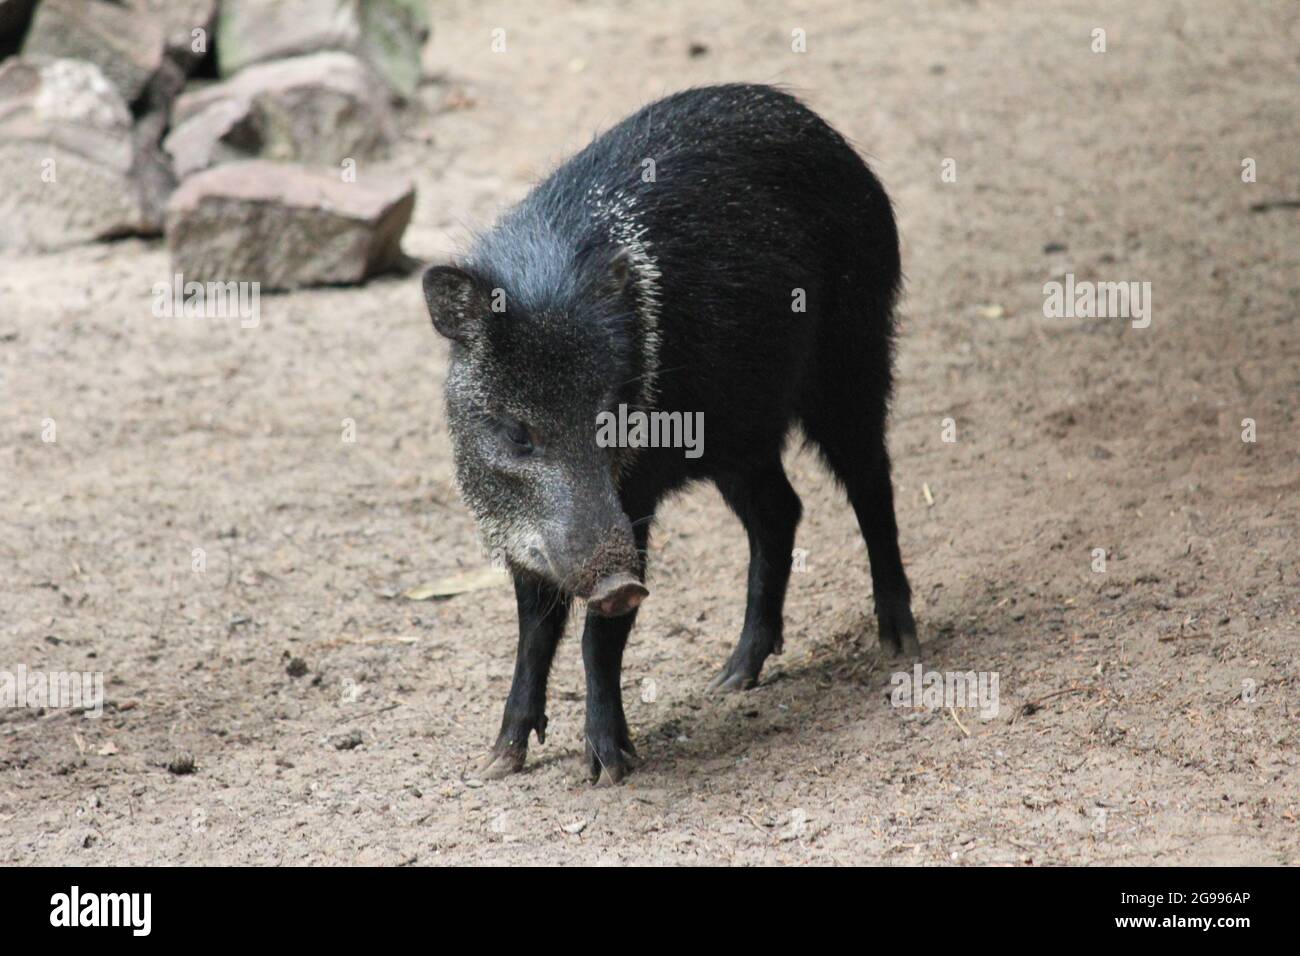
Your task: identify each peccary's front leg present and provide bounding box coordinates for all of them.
[581,607,639,786]
[580,508,651,786]
[478,574,570,779]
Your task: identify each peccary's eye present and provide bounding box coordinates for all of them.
[497,417,535,454]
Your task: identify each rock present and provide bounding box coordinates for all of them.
[129,0,220,74]
[131,109,179,232]
[0,58,156,250]
[165,160,415,290]
[164,52,394,178]
[163,98,260,179]
[127,39,194,233]
[22,0,165,105]
[138,55,188,116]
[217,0,430,100]
[0,0,36,59]
[331,730,364,751]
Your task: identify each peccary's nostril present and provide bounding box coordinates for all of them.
[588,573,649,618]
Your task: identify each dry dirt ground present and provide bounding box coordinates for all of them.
[2,0,1297,865]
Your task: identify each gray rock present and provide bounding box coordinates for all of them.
[131,109,179,233]
[216,0,430,100]
[163,97,260,180]
[22,0,165,105]
[129,0,220,74]
[165,160,415,290]
[0,58,155,250]
[164,52,395,178]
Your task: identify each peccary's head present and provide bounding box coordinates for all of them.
[423,243,648,615]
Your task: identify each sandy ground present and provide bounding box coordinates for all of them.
[2,0,1297,865]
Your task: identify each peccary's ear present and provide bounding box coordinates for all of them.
[604,250,633,298]
[423,265,488,343]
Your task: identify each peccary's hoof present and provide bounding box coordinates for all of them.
[707,665,758,694]
[877,603,921,658]
[477,742,527,780]
[585,734,637,786]
[708,630,781,693]
[591,750,637,787]
[588,574,648,618]
[595,766,620,788]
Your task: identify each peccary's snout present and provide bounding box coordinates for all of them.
[589,573,649,617]
[541,507,644,610]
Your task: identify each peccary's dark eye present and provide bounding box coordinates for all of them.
[497,417,535,454]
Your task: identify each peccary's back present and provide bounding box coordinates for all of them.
[546,85,894,297]
[470,85,900,463]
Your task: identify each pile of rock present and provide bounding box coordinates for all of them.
[0,0,426,289]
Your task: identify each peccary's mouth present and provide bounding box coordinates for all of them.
[588,573,649,617]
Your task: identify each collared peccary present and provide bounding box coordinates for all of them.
[423,83,918,785]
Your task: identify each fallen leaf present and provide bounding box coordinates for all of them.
[402,568,508,601]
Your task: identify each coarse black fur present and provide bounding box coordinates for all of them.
[423,83,918,785]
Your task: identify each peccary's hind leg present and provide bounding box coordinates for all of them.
[480,575,571,778]
[709,462,802,692]
[847,445,919,656]
[804,409,919,657]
